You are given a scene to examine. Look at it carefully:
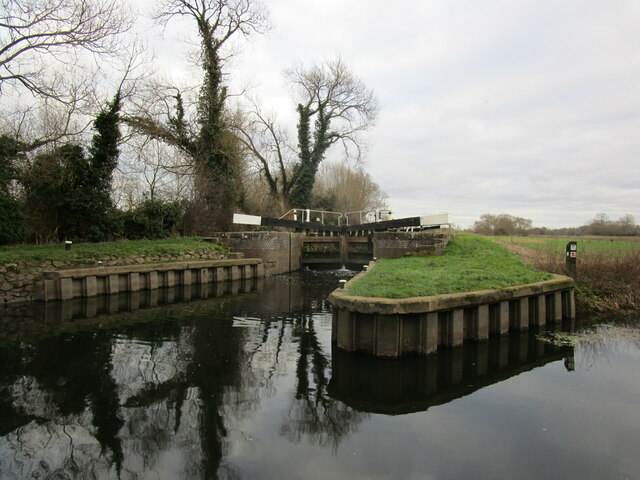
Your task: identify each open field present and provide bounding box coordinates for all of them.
[347,234,552,299]
[491,236,640,313]
[495,235,640,258]
[0,238,226,266]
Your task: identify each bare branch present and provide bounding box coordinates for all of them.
[231,103,294,198]
[155,0,269,54]
[0,0,133,100]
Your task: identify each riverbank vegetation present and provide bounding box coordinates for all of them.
[1,0,386,246]
[492,236,640,313]
[0,237,226,267]
[347,235,552,299]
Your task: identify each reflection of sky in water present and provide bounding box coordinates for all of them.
[0,274,639,479]
[0,415,113,479]
[227,339,640,480]
[111,329,194,402]
[0,329,205,479]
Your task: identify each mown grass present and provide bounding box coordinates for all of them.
[347,234,553,299]
[0,237,227,266]
[492,236,640,313]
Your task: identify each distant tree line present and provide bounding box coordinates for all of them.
[0,0,386,245]
[473,212,639,236]
[472,214,532,236]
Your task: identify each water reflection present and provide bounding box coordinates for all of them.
[0,272,637,479]
[329,328,574,415]
[0,278,262,344]
[0,271,361,479]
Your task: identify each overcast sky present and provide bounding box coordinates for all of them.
[143,0,640,228]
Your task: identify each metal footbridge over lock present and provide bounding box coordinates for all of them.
[233,209,451,235]
[232,209,451,267]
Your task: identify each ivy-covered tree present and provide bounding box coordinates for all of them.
[0,135,26,244]
[236,58,378,210]
[288,59,378,208]
[84,90,122,240]
[22,92,122,242]
[126,0,268,232]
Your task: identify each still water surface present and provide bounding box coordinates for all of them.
[0,271,639,479]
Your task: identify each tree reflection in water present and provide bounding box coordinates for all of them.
[283,313,368,451]
[0,271,364,478]
[229,271,369,452]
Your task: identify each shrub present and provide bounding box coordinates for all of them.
[121,198,184,240]
[22,143,117,242]
[0,195,25,245]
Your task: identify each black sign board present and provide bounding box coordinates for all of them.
[565,241,577,278]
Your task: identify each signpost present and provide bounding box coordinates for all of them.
[565,241,577,278]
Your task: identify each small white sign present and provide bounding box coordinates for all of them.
[419,213,450,226]
[233,213,262,226]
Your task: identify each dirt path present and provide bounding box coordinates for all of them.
[490,238,543,266]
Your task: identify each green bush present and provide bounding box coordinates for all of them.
[0,195,25,245]
[121,198,184,240]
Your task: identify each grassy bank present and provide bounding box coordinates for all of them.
[0,237,227,266]
[492,236,640,313]
[348,234,553,299]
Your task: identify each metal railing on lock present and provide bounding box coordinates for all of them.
[279,208,393,227]
[279,209,345,226]
[343,209,393,226]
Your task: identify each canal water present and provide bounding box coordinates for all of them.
[0,270,639,479]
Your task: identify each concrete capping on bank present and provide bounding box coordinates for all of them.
[35,258,265,302]
[329,272,575,315]
[329,263,575,358]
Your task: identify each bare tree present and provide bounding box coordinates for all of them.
[0,0,132,100]
[114,135,195,209]
[0,76,94,148]
[287,57,378,208]
[313,161,387,213]
[616,214,637,236]
[233,103,296,213]
[473,213,532,236]
[580,212,640,236]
